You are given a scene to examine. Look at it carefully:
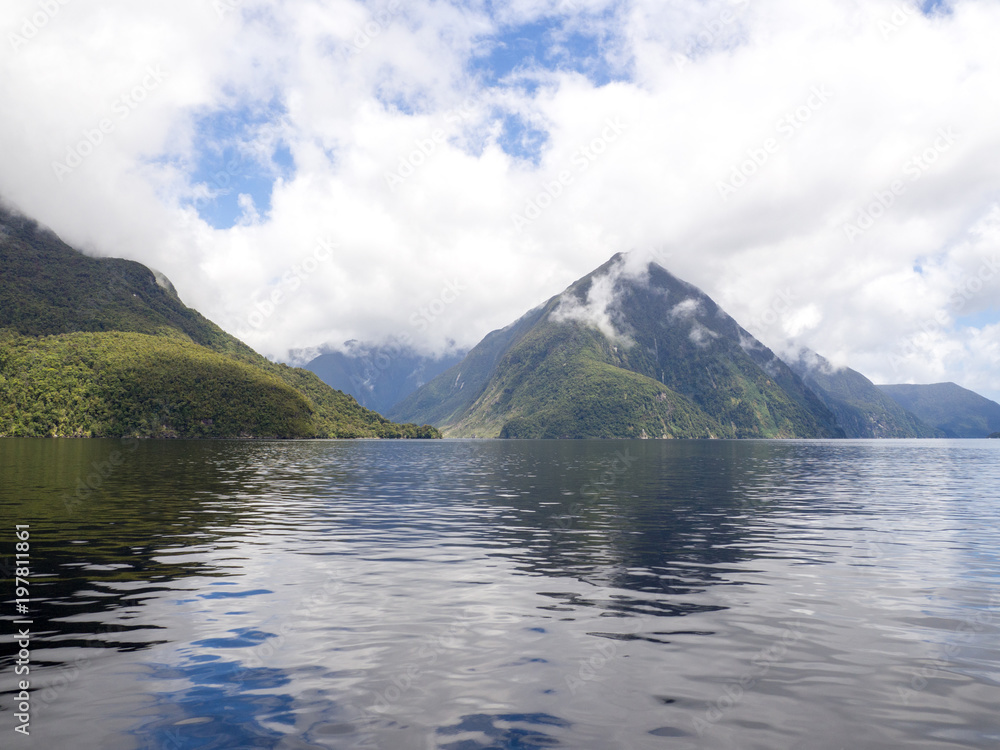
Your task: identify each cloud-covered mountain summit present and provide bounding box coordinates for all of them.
[391,254,846,439]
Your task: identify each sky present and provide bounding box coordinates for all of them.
[1,0,999,402]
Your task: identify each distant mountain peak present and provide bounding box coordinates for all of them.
[303,340,466,415]
[391,252,845,439]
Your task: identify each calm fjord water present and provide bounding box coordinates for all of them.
[1,438,999,750]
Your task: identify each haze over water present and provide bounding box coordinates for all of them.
[1,438,999,749]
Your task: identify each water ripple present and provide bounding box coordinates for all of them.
[1,438,999,748]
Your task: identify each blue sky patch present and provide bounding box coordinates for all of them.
[496,112,549,164]
[187,102,294,229]
[921,0,950,15]
[955,308,1000,330]
[470,12,627,89]
[466,10,628,162]
[375,86,421,116]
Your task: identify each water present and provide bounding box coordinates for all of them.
[1,438,999,749]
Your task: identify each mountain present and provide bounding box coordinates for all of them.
[785,348,942,438]
[390,254,845,439]
[305,341,464,415]
[0,203,439,439]
[877,383,1000,438]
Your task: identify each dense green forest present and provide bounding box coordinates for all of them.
[0,205,438,439]
[459,322,729,439]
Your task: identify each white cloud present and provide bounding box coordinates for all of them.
[670,298,701,320]
[549,256,635,343]
[1,0,999,402]
[689,321,719,348]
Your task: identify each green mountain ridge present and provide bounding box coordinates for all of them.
[7,204,994,442]
[0,204,438,439]
[458,316,728,439]
[785,348,942,438]
[391,254,846,439]
[877,383,1000,439]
